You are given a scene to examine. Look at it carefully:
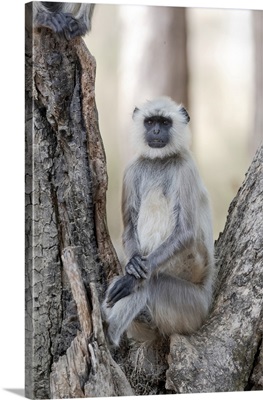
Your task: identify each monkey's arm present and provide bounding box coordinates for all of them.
[107,207,195,306]
[121,169,151,278]
[146,166,207,273]
[147,213,194,269]
[105,169,146,306]
[121,169,141,259]
[108,203,195,306]
[125,207,195,280]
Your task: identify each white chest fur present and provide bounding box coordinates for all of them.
[137,187,175,255]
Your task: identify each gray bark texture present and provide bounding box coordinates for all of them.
[25,4,263,398]
[25,5,126,398]
[167,143,263,393]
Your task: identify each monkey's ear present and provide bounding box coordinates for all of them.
[180,106,190,124]
[132,107,140,119]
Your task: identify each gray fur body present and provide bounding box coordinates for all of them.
[103,97,214,346]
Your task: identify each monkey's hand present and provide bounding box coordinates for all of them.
[125,255,149,279]
[35,12,87,40]
[107,274,138,307]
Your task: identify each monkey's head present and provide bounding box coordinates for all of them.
[132,97,191,159]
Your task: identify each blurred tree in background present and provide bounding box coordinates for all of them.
[128,6,189,106]
[252,10,263,156]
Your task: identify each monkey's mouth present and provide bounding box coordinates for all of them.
[148,140,166,148]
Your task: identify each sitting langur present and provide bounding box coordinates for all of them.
[102,97,214,346]
[29,2,95,40]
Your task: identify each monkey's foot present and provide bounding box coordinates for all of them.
[107,274,137,306]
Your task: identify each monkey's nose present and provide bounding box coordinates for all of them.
[154,129,160,135]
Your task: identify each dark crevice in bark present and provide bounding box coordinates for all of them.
[244,334,262,391]
[50,182,64,251]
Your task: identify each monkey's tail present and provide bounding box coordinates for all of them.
[102,282,148,346]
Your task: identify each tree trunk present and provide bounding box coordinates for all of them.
[25,5,129,398]
[25,5,263,398]
[167,143,263,393]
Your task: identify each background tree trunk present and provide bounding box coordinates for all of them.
[250,10,263,157]
[138,6,189,107]
[25,7,263,398]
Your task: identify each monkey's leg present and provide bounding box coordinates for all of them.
[127,308,159,343]
[149,273,211,335]
[102,277,148,346]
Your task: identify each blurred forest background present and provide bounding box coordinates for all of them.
[85,4,263,257]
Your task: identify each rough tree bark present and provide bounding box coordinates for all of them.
[25,6,129,398]
[25,6,263,399]
[167,144,263,392]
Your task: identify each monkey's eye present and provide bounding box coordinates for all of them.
[146,119,154,125]
[162,119,171,126]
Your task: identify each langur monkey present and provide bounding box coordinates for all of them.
[102,97,214,346]
[26,2,95,40]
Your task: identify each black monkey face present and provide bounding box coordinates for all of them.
[144,116,172,148]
